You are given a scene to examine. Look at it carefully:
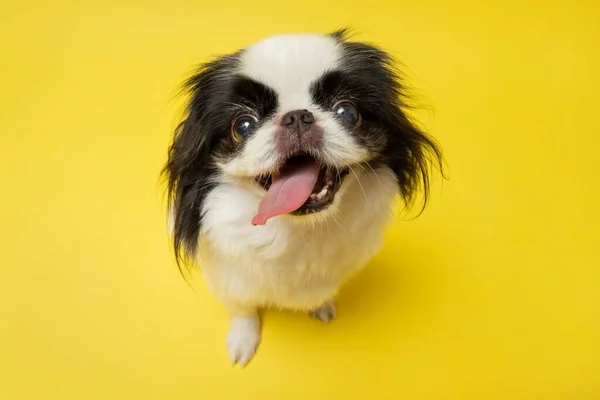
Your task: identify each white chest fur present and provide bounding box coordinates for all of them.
[197,167,399,310]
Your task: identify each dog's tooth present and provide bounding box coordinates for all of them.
[317,188,328,198]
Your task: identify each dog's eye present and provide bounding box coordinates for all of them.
[232,114,259,142]
[333,101,360,126]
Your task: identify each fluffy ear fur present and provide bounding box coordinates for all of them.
[331,30,444,211]
[162,55,240,268]
[385,113,444,212]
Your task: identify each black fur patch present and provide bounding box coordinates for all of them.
[230,76,278,118]
[162,54,278,268]
[312,31,443,210]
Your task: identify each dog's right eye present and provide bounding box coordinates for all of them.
[232,114,259,142]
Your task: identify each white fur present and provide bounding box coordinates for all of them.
[226,314,260,366]
[240,33,341,111]
[198,167,398,365]
[199,167,397,308]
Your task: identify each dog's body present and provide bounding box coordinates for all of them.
[164,30,441,366]
[199,167,397,310]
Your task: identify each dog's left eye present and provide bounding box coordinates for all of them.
[232,114,259,142]
[333,101,360,126]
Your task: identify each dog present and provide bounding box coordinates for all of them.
[162,29,442,366]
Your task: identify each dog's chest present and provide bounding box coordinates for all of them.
[197,168,398,308]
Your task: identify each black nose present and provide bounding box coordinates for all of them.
[281,109,315,128]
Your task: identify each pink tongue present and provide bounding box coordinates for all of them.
[251,160,320,226]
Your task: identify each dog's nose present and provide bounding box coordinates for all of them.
[280,109,315,130]
[276,109,322,154]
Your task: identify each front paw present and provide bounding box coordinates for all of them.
[309,300,337,323]
[226,315,261,367]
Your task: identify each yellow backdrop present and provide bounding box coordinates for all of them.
[1,0,599,398]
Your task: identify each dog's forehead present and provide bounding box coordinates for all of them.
[239,34,342,111]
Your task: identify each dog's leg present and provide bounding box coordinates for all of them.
[225,303,260,367]
[309,299,337,323]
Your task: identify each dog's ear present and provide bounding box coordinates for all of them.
[162,55,238,269]
[334,38,444,213]
[163,113,215,270]
[385,113,444,214]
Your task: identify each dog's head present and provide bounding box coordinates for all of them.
[163,30,442,262]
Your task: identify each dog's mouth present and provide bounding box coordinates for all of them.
[252,155,349,225]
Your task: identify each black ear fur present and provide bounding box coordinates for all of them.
[332,30,444,213]
[385,115,444,214]
[162,55,239,269]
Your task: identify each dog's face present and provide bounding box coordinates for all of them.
[164,30,442,259]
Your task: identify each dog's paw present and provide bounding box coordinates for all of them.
[226,315,261,367]
[309,300,337,323]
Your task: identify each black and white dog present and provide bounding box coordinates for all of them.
[163,30,442,366]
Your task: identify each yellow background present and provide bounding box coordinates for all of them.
[1,0,599,398]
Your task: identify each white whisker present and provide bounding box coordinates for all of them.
[348,165,368,204]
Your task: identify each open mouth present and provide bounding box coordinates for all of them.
[252,155,349,225]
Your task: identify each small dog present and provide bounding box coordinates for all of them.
[163,29,442,366]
